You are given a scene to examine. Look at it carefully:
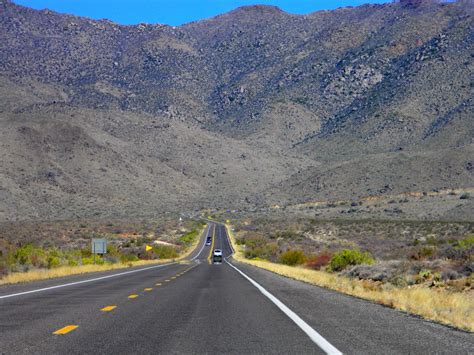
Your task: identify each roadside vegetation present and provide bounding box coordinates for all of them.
[226,218,474,331]
[0,219,205,285]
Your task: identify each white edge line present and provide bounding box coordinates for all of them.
[222,223,342,355]
[225,260,342,355]
[0,223,212,300]
[190,223,211,261]
[0,262,175,300]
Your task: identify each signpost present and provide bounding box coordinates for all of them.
[92,238,107,264]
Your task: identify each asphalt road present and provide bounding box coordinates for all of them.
[0,223,472,354]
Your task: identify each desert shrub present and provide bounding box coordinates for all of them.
[14,245,47,267]
[240,234,279,260]
[106,244,121,257]
[235,237,246,245]
[244,243,278,260]
[81,257,94,265]
[276,230,302,241]
[180,229,198,245]
[419,269,432,279]
[306,251,332,270]
[279,250,307,266]
[456,235,474,250]
[426,236,445,245]
[80,248,92,258]
[345,264,388,282]
[152,245,178,259]
[328,249,375,272]
[244,235,267,248]
[47,256,61,269]
[67,259,79,267]
[440,269,459,281]
[412,246,436,260]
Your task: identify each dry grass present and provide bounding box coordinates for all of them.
[0,225,206,286]
[225,224,474,332]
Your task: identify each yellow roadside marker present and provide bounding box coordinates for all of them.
[101,306,117,312]
[128,294,138,299]
[144,288,153,292]
[53,325,78,335]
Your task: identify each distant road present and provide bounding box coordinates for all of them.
[0,224,472,354]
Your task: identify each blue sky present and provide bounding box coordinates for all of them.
[14,0,390,26]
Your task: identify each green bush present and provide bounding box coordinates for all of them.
[81,257,94,265]
[14,245,47,267]
[279,250,307,266]
[244,243,278,260]
[107,244,121,257]
[328,249,375,272]
[456,235,474,250]
[80,248,92,258]
[47,256,61,269]
[67,259,79,267]
[180,230,198,245]
[419,269,432,279]
[152,245,178,259]
[413,246,436,260]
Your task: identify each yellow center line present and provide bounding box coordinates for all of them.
[101,305,117,312]
[156,283,162,286]
[53,325,78,335]
[144,288,153,292]
[128,294,138,299]
[171,276,176,279]
[164,279,170,282]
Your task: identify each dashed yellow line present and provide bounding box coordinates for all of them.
[171,276,176,279]
[53,325,78,335]
[101,305,117,312]
[165,279,170,282]
[156,283,162,286]
[144,288,153,292]
[128,294,138,299]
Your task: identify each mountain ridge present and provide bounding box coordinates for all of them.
[0,0,472,221]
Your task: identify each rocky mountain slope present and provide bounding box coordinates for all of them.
[0,0,472,221]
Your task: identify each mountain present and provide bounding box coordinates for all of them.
[0,0,472,221]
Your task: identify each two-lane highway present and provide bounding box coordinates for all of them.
[0,223,473,354]
[0,224,321,354]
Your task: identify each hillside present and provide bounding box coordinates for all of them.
[0,0,472,221]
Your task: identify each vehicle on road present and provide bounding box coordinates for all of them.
[213,249,223,263]
[205,237,212,246]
